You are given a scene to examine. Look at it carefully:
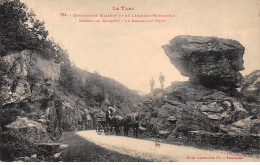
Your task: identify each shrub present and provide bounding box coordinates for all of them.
[1,108,23,129]
[1,130,48,161]
[0,0,69,63]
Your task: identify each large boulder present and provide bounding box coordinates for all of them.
[162,35,245,90]
[5,116,49,143]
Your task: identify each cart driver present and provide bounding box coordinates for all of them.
[106,106,114,123]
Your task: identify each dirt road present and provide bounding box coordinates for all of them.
[74,130,260,162]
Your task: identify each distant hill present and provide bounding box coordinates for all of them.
[59,63,142,114]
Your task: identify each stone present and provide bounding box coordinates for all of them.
[220,116,260,134]
[162,35,245,90]
[139,126,147,131]
[5,116,48,142]
[31,154,37,159]
[223,101,232,110]
[207,114,222,120]
[199,102,224,113]
[159,130,171,135]
[18,157,31,162]
[221,111,230,118]
[231,116,259,128]
[54,152,61,158]
[37,118,47,123]
[60,144,69,148]
[202,112,209,115]
[233,102,247,112]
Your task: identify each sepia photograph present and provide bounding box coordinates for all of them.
[0,0,260,162]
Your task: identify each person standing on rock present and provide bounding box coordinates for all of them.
[159,72,165,90]
[150,77,155,93]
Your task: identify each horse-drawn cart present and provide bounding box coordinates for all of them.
[95,116,123,135]
[95,116,114,135]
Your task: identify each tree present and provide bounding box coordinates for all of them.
[0,0,49,55]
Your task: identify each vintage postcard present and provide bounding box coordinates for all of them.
[0,0,260,162]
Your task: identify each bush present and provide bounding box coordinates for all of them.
[1,108,23,129]
[0,0,69,63]
[1,130,48,161]
[1,0,46,54]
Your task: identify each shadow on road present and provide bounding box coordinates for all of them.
[58,131,149,162]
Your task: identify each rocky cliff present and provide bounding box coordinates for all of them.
[0,50,141,135]
[0,50,60,106]
[138,36,260,139]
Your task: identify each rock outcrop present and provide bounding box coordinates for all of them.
[5,116,49,143]
[241,70,260,100]
[0,50,60,106]
[138,36,258,139]
[162,35,245,90]
[1,49,140,134]
[0,50,88,132]
[138,81,251,138]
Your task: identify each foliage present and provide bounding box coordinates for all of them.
[59,62,141,112]
[1,108,24,129]
[0,0,69,64]
[1,130,49,161]
[1,0,45,53]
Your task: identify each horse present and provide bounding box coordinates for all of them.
[123,112,140,138]
[111,115,125,135]
[105,109,141,137]
[105,110,125,135]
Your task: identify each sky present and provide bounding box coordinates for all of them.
[22,0,260,94]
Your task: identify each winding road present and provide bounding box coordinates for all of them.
[60,130,260,162]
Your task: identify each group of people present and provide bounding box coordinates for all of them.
[150,72,165,93]
[104,106,139,137]
[105,106,117,122]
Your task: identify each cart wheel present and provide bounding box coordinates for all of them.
[96,123,102,135]
[104,124,110,135]
[116,126,123,136]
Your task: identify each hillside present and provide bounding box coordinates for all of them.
[0,51,141,131]
[0,0,141,161]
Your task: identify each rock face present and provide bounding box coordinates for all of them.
[241,70,260,100]
[162,35,245,90]
[0,50,90,132]
[1,49,140,134]
[138,81,251,138]
[0,50,60,106]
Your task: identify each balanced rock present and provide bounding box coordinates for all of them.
[162,35,245,90]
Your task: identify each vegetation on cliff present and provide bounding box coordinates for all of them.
[0,0,141,161]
